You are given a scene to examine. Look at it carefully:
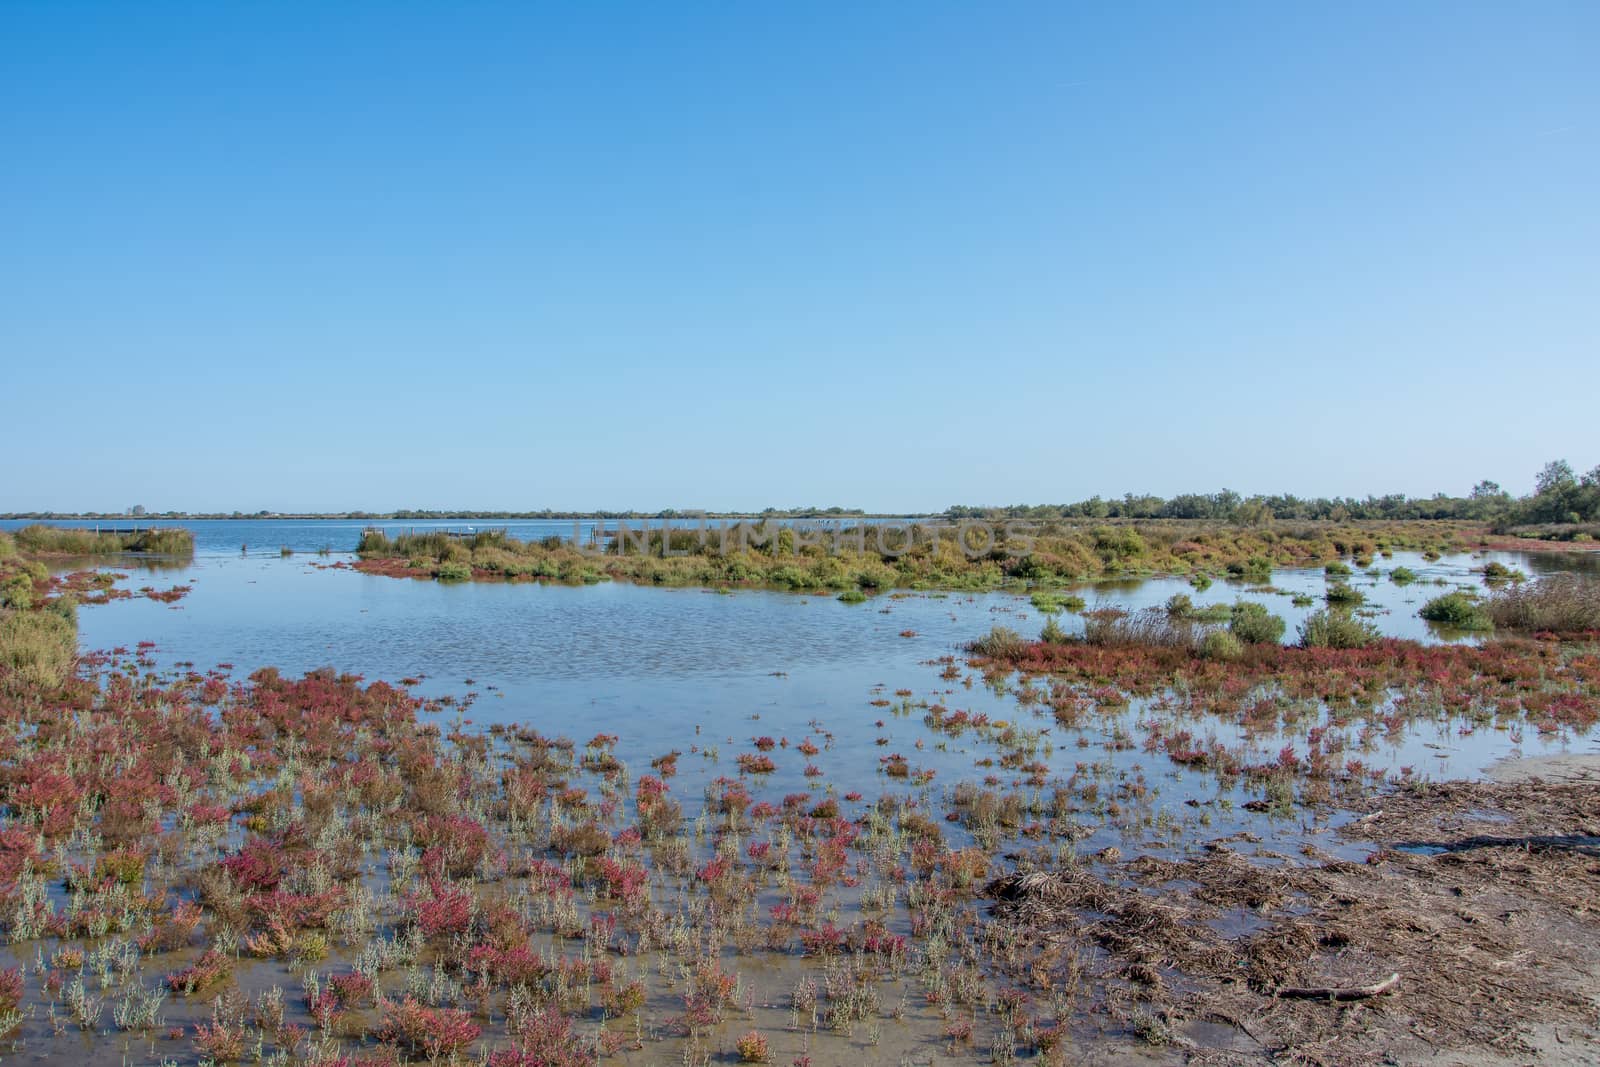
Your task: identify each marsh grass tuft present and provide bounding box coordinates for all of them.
[1419,592,1493,631]
[15,524,194,557]
[1200,629,1244,661]
[1324,581,1364,607]
[1484,575,1600,634]
[969,626,1028,658]
[0,608,75,688]
[1082,607,1198,649]
[1480,561,1527,584]
[1297,609,1380,649]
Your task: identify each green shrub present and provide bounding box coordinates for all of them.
[1324,581,1364,606]
[854,565,898,590]
[1229,602,1286,645]
[1040,616,1068,644]
[1226,556,1272,582]
[0,609,75,687]
[969,626,1027,658]
[1166,594,1229,622]
[1481,561,1526,584]
[45,596,77,627]
[124,528,195,555]
[1324,561,1351,577]
[1189,573,1212,592]
[1389,567,1418,585]
[1290,593,1314,608]
[357,529,396,555]
[435,561,473,582]
[1297,609,1380,649]
[1419,591,1492,631]
[1200,629,1244,662]
[837,589,867,604]
[1,573,34,611]
[1092,526,1147,560]
[1031,592,1064,614]
[768,565,811,590]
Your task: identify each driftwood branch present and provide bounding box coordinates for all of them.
[1277,972,1400,1001]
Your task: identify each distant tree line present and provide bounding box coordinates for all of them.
[944,460,1600,527]
[8,465,1600,526]
[0,506,874,521]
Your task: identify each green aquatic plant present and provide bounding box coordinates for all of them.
[1030,592,1064,614]
[1389,566,1418,585]
[1324,561,1351,577]
[1419,592,1492,631]
[1040,615,1069,644]
[1297,609,1380,649]
[837,589,867,604]
[969,625,1028,657]
[1481,561,1526,584]
[1030,590,1086,614]
[1165,594,1230,622]
[1324,581,1364,606]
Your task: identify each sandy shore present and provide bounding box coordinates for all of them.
[1485,750,1600,784]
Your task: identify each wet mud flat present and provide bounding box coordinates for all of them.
[984,778,1600,1064]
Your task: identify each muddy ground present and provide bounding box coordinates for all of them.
[984,778,1600,1065]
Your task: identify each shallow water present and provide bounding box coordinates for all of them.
[6,520,1598,1065]
[17,519,1594,834]
[0,517,921,559]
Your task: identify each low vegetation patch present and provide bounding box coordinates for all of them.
[1419,591,1493,631]
[14,524,194,557]
[1484,575,1600,634]
[1298,609,1380,649]
[354,520,1475,592]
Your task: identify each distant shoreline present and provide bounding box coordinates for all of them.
[0,511,893,522]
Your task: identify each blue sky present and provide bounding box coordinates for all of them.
[2,2,1595,513]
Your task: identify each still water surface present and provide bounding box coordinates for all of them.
[9,518,1596,839]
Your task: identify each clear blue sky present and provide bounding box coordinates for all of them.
[2,2,1595,513]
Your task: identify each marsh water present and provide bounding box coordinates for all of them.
[6,519,1600,1066]
[8,519,1597,831]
